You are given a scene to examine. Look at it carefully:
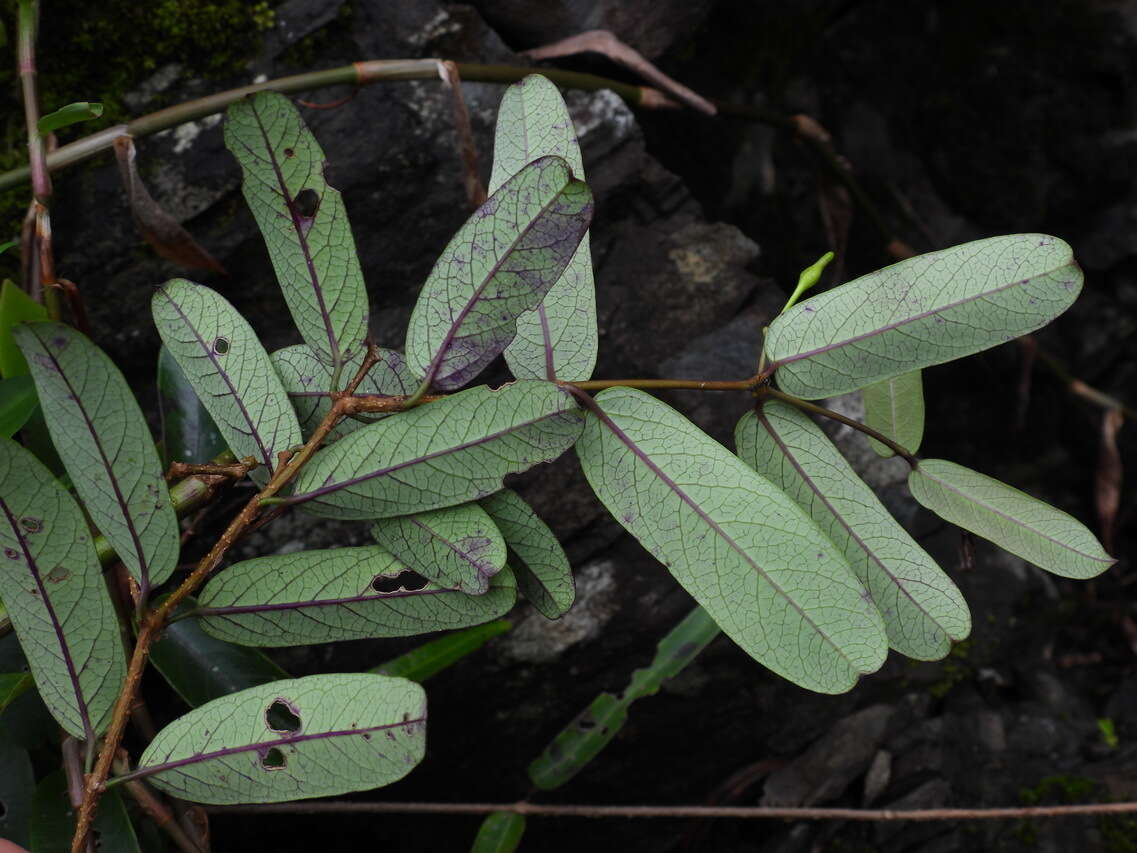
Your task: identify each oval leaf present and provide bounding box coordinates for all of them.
[909,459,1115,579]
[271,343,415,441]
[736,402,969,660]
[370,619,512,683]
[290,381,583,520]
[471,812,526,853]
[405,156,593,390]
[577,388,886,693]
[481,488,574,619]
[135,674,426,805]
[491,74,597,382]
[152,279,302,482]
[197,546,517,646]
[0,437,126,738]
[0,375,38,438]
[158,344,227,466]
[16,322,179,588]
[766,234,1083,399]
[0,279,48,378]
[371,502,506,594]
[225,92,369,373]
[862,369,924,457]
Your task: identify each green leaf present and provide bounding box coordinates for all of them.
[196,546,517,646]
[735,402,969,660]
[0,740,33,846]
[134,674,426,804]
[30,771,139,853]
[529,606,720,789]
[862,369,924,456]
[224,92,369,375]
[490,74,597,382]
[766,234,1083,399]
[0,280,47,378]
[576,388,886,693]
[37,101,103,135]
[158,344,227,466]
[0,374,37,437]
[372,502,506,594]
[16,323,179,588]
[271,343,416,441]
[471,812,525,853]
[0,671,33,713]
[150,597,289,708]
[152,279,302,483]
[405,156,593,390]
[0,241,16,256]
[909,459,1115,579]
[371,619,513,682]
[290,381,583,520]
[0,437,126,738]
[480,488,574,619]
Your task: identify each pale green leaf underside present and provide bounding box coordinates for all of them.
[862,369,925,457]
[405,156,593,390]
[371,502,505,595]
[480,488,574,619]
[16,323,178,588]
[0,438,125,738]
[137,674,425,804]
[491,74,597,382]
[736,402,969,660]
[767,234,1083,399]
[152,280,302,482]
[577,388,886,693]
[909,459,1115,579]
[224,92,369,372]
[271,344,416,441]
[290,381,583,520]
[197,546,517,646]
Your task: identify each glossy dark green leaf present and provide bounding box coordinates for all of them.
[150,597,288,708]
[0,740,33,846]
[157,344,227,466]
[370,619,512,682]
[0,280,47,379]
[529,606,720,789]
[30,771,139,853]
[0,375,37,437]
[471,812,525,853]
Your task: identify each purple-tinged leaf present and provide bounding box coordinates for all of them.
[133,674,425,804]
[405,156,593,390]
[16,322,179,588]
[0,437,126,739]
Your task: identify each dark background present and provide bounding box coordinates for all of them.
[5,1,1137,850]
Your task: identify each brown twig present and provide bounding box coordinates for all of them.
[115,753,207,853]
[164,461,252,481]
[53,278,91,335]
[438,60,486,208]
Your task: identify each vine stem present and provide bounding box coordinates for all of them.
[71,346,388,853]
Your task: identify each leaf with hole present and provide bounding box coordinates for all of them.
[529,605,720,789]
[133,674,426,804]
[371,619,512,682]
[0,375,37,438]
[225,92,369,375]
[908,459,1115,579]
[152,279,301,484]
[0,437,126,738]
[405,155,593,390]
[766,234,1083,399]
[157,344,227,466]
[0,279,47,379]
[271,343,415,441]
[481,488,574,619]
[861,369,924,457]
[491,74,597,382]
[150,597,289,708]
[371,502,506,594]
[736,401,969,660]
[290,381,583,520]
[576,388,886,693]
[196,546,517,646]
[17,322,179,588]
[471,812,526,853]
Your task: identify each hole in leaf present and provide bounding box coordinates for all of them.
[283,147,295,158]
[578,718,596,731]
[266,699,301,733]
[213,337,230,355]
[260,747,286,770]
[370,570,429,593]
[20,516,42,533]
[294,188,319,218]
[4,548,18,560]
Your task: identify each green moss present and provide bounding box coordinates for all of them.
[926,638,974,698]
